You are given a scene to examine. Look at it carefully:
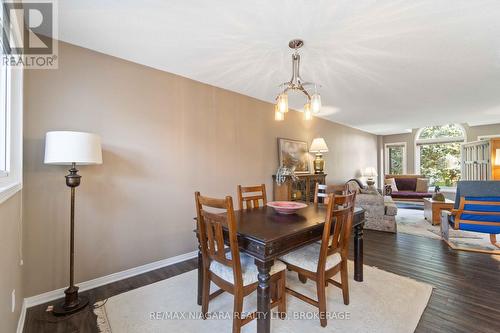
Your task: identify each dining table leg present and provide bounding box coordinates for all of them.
[354,222,364,282]
[255,259,274,333]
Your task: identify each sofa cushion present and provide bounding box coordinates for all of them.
[384,196,398,216]
[385,204,398,216]
[392,191,432,199]
[394,178,417,191]
[360,187,380,195]
[416,178,430,193]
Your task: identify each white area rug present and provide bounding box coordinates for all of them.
[94,261,432,333]
[396,208,499,253]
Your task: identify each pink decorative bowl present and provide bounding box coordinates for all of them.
[267,201,307,215]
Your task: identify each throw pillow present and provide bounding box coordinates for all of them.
[385,178,398,192]
[416,178,429,193]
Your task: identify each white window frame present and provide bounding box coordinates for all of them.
[0,66,23,204]
[414,124,466,175]
[0,63,7,177]
[0,2,23,204]
[384,142,407,175]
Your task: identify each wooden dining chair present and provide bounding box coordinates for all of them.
[237,184,267,210]
[280,192,356,327]
[313,183,348,206]
[195,192,286,333]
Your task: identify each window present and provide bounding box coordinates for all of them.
[0,56,8,177]
[415,124,465,187]
[385,142,407,175]
[0,3,22,203]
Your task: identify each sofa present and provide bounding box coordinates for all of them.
[385,174,432,202]
[346,179,398,233]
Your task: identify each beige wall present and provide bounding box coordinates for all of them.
[22,42,378,297]
[382,131,417,174]
[0,192,23,333]
[466,123,500,141]
[381,124,500,174]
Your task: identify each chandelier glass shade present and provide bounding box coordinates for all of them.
[304,103,312,120]
[274,39,322,121]
[274,104,284,121]
[277,93,288,113]
[311,93,321,114]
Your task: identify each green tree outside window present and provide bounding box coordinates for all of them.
[417,125,464,186]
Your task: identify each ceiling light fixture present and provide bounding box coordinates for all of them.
[274,39,322,121]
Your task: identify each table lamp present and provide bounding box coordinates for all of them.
[44,131,102,315]
[362,167,378,190]
[309,138,329,174]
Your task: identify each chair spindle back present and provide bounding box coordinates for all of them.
[195,192,242,284]
[237,184,267,210]
[319,192,356,268]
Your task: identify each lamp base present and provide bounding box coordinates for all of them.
[53,165,88,317]
[365,179,377,193]
[313,153,325,174]
[52,286,89,316]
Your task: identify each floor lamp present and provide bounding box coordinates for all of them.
[44,131,103,315]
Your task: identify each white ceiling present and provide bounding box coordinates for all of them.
[57,0,500,135]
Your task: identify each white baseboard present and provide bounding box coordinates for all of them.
[17,250,197,332]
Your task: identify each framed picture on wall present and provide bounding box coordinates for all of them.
[277,138,310,174]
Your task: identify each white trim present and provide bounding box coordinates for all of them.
[22,250,198,309]
[16,299,27,333]
[0,67,23,199]
[415,145,421,175]
[0,180,21,204]
[478,134,500,140]
[384,142,407,175]
[415,136,464,145]
[17,251,198,331]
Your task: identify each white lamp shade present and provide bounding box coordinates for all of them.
[362,167,378,177]
[309,138,329,153]
[44,131,103,165]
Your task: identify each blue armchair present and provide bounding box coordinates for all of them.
[441,181,500,250]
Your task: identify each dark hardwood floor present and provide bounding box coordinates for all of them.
[23,230,500,333]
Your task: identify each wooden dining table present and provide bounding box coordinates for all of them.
[195,204,366,333]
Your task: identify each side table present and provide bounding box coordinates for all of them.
[423,198,455,225]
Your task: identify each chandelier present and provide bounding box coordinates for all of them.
[274,39,322,121]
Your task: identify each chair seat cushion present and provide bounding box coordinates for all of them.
[449,213,500,234]
[209,252,286,286]
[279,243,342,273]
